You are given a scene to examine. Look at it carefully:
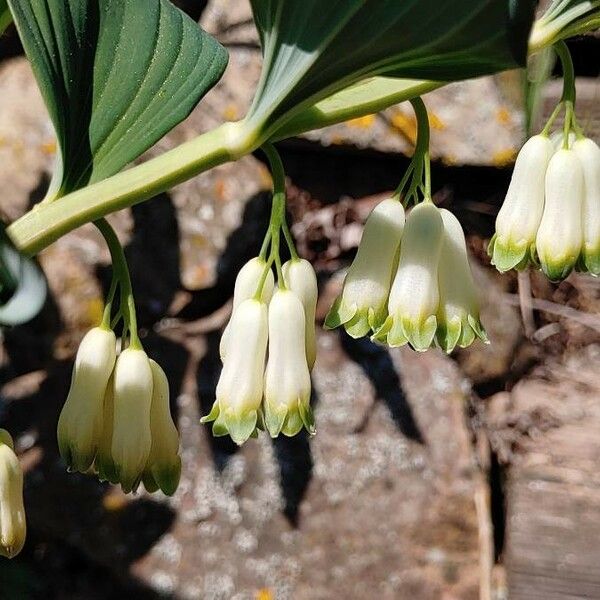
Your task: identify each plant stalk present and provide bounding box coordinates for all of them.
[8,121,259,256]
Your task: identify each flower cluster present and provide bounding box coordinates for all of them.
[57,327,181,495]
[326,199,487,353]
[0,429,26,559]
[489,134,600,280]
[202,256,318,445]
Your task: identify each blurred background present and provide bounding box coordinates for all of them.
[0,1,599,598]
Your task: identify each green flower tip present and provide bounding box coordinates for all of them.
[149,459,182,496]
[488,234,532,273]
[540,257,577,282]
[436,315,488,354]
[264,400,315,438]
[373,314,437,351]
[581,249,600,277]
[201,401,259,445]
[324,296,356,330]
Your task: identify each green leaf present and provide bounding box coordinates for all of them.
[248,0,536,135]
[8,0,228,196]
[0,0,10,35]
[530,0,600,50]
[0,226,46,326]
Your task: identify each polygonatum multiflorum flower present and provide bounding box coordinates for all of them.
[110,348,154,493]
[202,298,269,445]
[0,429,26,559]
[325,198,405,338]
[536,148,584,281]
[142,360,181,496]
[282,258,318,370]
[220,257,274,360]
[573,137,600,276]
[436,209,488,352]
[264,289,315,438]
[489,134,554,272]
[57,326,116,473]
[375,202,444,351]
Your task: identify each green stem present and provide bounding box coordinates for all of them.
[101,275,118,329]
[261,142,299,260]
[94,218,141,349]
[8,121,258,257]
[404,97,432,202]
[541,101,564,136]
[554,40,576,104]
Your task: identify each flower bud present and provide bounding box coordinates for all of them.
[436,209,488,353]
[202,298,268,445]
[282,259,318,370]
[0,430,26,559]
[573,138,600,275]
[111,348,153,493]
[536,148,583,281]
[489,135,554,271]
[220,257,274,360]
[375,202,443,351]
[57,326,116,473]
[95,379,118,484]
[325,198,405,338]
[264,290,315,438]
[143,360,181,496]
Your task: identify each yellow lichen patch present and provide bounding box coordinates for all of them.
[214,179,227,201]
[492,148,518,167]
[390,110,417,144]
[442,154,459,166]
[41,140,57,155]
[222,104,239,122]
[428,112,446,130]
[496,107,512,125]
[255,589,274,600]
[345,113,376,129]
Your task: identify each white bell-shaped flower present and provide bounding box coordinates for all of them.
[111,348,154,493]
[325,198,405,338]
[264,290,314,438]
[437,209,488,353]
[202,298,269,445]
[0,430,26,559]
[375,202,443,351]
[57,326,116,473]
[142,360,181,496]
[282,258,318,370]
[220,257,274,360]
[573,137,600,275]
[536,148,584,281]
[95,379,118,485]
[489,135,554,271]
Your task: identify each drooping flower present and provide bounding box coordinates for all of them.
[264,290,315,438]
[202,298,269,445]
[489,134,554,272]
[94,378,118,485]
[573,137,600,276]
[111,348,154,493]
[536,148,584,281]
[325,198,405,338]
[436,209,488,353]
[57,326,116,473]
[220,257,274,360]
[142,360,181,496]
[374,202,444,351]
[0,429,26,559]
[282,258,318,370]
